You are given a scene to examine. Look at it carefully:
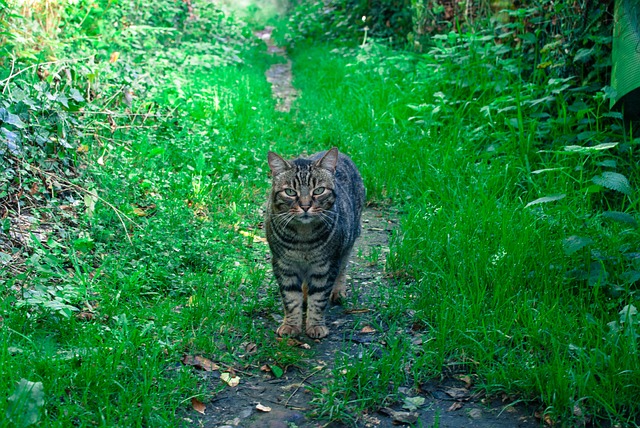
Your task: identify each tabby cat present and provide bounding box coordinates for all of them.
[266,148,365,339]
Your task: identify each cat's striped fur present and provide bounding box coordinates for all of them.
[266,148,365,339]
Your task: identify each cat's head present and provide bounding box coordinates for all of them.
[267,148,338,225]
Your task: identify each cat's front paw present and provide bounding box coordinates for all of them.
[277,324,302,337]
[306,325,329,339]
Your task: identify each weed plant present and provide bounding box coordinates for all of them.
[288,33,639,424]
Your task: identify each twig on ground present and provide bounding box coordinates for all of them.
[284,366,324,408]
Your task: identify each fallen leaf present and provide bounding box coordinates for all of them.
[443,386,471,400]
[244,342,258,355]
[132,207,147,217]
[109,51,120,63]
[76,144,89,154]
[182,355,220,372]
[402,395,425,411]
[468,408,482,419]
[360,325,376,334]
[379,407,419,424]
[447,402,463,411]
[285,338,312,349]
[269,364,283,379]
[191,398,205,414]
[456,374,473,389]
[256,403,271,412]
[75,311,94,321]
[221,372,240,387]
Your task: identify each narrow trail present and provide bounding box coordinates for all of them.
[189,30,539,428]
[254,27,298,113]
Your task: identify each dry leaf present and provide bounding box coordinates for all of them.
[76,145,89,154]
[221,372,240,387]
[244,343,258,354]
[75,311,94,321]
[182,355,220,372]
[132,207,147,217]
[109,52,120,63]
[447,402,463,412]
[256,403,271,412]
[443,387,470,400]
[286,338,311,349]
[360,325,376,334]
[456,375,473,389]
[191,398,205,415]
[379,407,418,424]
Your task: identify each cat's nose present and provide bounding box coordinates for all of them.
[300,205,311,212]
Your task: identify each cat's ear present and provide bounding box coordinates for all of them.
[268,151,293,176]
[315,147,338,173]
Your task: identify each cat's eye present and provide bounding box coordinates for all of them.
[283,188,297,197]
[313,187,325,195]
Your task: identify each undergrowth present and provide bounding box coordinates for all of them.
[1,0,639,426]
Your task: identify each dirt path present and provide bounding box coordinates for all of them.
[189,209,537,427]
[187,30,539,428]
[254,27,298,112]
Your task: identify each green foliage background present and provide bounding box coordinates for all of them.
[1,0,639,426]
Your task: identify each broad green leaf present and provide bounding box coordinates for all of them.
[563,236,593,255]
[574,47,594,63]
[525,194,565,208]
[602,211,637,227]
[6,379,45,426]
[592,172,632,195]
[619,305,638,323]
[621,270,640,285]
[596,159,617,168]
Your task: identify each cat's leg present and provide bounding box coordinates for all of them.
[306,267,339,338]
[330,247,353,304]
[275,271,304,336]
[305,286,331,338]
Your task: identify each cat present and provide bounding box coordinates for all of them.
[265,147,365,339]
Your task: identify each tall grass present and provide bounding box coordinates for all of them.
[290,38,639,424]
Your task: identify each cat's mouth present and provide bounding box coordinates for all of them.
[295,211,316,224]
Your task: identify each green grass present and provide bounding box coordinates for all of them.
[286,40,639,424]
[1,8,639,428]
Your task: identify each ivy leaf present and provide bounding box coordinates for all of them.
[1,127,22,155]
[0,107,26,129]
[592,172,632,195]
[69,88,85,103]
[6,379,45,426]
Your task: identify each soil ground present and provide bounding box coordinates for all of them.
[187,209,540,428]
[186,29,541,428]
